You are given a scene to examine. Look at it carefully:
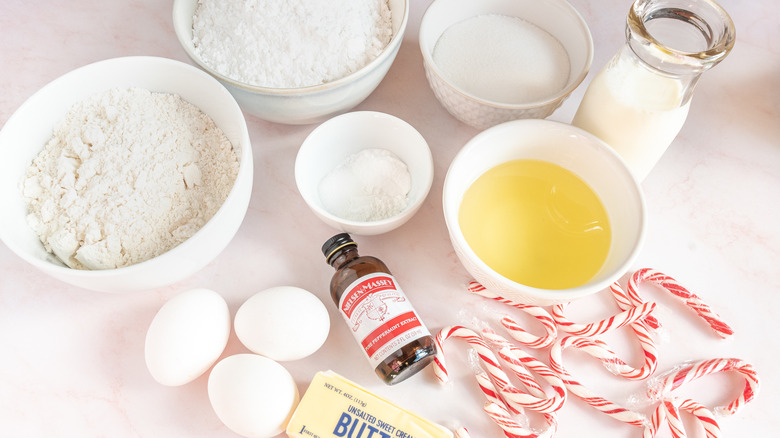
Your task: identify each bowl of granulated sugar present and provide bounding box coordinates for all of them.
[419,0,593,130]
[0,56,253,293]
[173,0,409,125]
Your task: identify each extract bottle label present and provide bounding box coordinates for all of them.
[338,272,430,368]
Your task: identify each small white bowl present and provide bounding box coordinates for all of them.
[172,0,409,125]
[419,0,593,130]
[443,120,645,306]
[0,56,253,293]
[295,111,433,236]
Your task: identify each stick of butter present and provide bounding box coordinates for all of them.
[286,371,453,438]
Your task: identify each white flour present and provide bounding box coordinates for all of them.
[191,0,393,88]
[318,148,410,222]
[22,88,239,270]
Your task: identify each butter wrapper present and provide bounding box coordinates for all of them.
[286,371,452,438]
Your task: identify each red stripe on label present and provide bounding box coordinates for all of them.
[341,275,397,318]
[361,311,422,357]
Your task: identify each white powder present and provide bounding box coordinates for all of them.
[318,148,410,222]
[22,88,239,270]
[432,14,570,104]
[191,0,393,88]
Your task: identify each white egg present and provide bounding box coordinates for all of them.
[208,354,299,438]
[144,288,230,386]
[234,286,330,361]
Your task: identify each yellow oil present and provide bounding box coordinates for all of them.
[458,159,611,290]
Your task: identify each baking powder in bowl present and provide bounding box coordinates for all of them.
[192,0,393,88]
[22,88,239,270]
[318,148,411,222]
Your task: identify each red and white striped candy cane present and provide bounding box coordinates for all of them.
[434,326,522,414]
[482,330,567,414]
[629,269,734,339]
[607,282,660,379]
[549,335,647,426]
[434,326,558,437]
[468,281,557,349]
[551,301,656,337]
[643,397,721,438]
[477,373,558,438]
[610,280,659,331]
[434,325,508,384]
[647,358,760,417]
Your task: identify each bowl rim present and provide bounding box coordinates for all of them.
[0,55,253,280]
[172,0,410,95]
[295,110,434,228]
[418,0,594,109]
[442,119,647,301]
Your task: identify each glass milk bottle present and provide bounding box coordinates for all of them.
[572,0,735,181]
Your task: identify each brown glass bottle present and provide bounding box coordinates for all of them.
[322,233,436,385]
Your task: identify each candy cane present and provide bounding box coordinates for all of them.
[647,358,760,417]
[434,326,557,437]
[468,281,557,349]
[629,269,734,339]
[551,301,656,337]
[479,330,567,413]
[477,373,558,438]
[435,326,545,410]
[434,326,510,385]
[643,398,721,438]
[607,282,660,380]
[549,335,647,426]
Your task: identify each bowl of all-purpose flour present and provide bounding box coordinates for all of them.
[0,56,253,293]
[172,0,409,125]
[294,111,433,236]
[419,0,593,130]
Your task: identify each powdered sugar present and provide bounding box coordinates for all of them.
[191,0,393,89]
[22,88,239,270]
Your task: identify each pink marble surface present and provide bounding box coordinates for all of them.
[1,0,777,437]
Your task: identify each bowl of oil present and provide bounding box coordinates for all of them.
[442,119,645,306]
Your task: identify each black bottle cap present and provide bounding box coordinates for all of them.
[322,233,357,264]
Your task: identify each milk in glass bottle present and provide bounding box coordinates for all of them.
[572,0,735,181]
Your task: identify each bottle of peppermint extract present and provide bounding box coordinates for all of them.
[322,233,436,385]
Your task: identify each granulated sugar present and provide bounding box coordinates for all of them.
[22,88,239,270]
[192,0,393,88]
[432,14,570,104]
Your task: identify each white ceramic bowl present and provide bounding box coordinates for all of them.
[419,0,593,130]
[295,111,433,236]
[0,56,253,293]
[172,0,409,125]
[443,120,645,306]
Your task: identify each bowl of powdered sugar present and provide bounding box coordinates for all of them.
[0,56,253,293]
[173,0,409,125]
[419,0,593,130]
[294,111,433,236]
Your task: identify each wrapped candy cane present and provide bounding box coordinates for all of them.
[433,326,515,394]
[643,397,720,438]
[468,281,557,349]
[551,301,656,337]
[477,373,558,438]
[605,282,660,380]
[434,326,557,438]
[548,335,647,426]
[647,358,760,417]
[628,269,734,339]
[482,330,567,413]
